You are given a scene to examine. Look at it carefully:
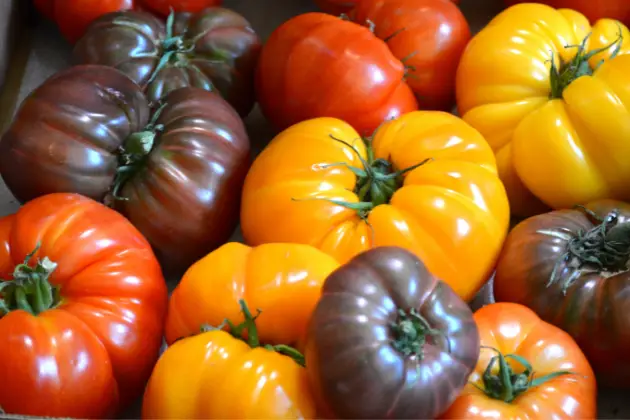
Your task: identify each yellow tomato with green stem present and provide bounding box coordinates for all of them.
[240,112,510,302]
[457,3,630,216]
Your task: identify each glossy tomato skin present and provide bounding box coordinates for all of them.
[140,0,222,16]
[256,12,418,136]
[353,0,470,111]
[0,65,251,271]
[165,242,340,346]
[0,193,167,418]
[143,329,316,419]
[74,8,261,115]
[457,4,630,216]
[316,0,461,15]
[494,200,630,387]
[306,247,480,418]
[240,113,510,302]
[33,0,135,43]
[505,0,630,26]
[442,303,596,419]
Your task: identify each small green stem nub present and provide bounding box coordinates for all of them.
[390,308,451,359]
[549,26,624,99]
[201,299,306,367]
[472,346,577,403]
[0,243,60,317]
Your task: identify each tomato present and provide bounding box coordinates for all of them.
[256,1,470,136]
[315,0,461,19]
[165,242,339,347]
[0,193,167,418]
[140,0,222,16]
[74,8,261,115]
[505,0,630,26]
[240,112,509,302]
[456,4,630,216]
[33,0,135,43]
[306,246,480,418]
[0,66,251,271]
[143,300,316,419]
[493,200,630,387]
[442,303,596,419]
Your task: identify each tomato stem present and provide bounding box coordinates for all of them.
[549,26,624,99]
[390,307,451,359]
[473,346,576,403]
[0,243,61,317]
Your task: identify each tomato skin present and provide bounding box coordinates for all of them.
[456,4,630,216]
[505,0,630,26]
[256,12,417,137]
[316,0,461,16]
[0,193,167,418]
[165,242,340,346]
[139,0,222,16]
[442,302,597,419]
[240,113,510,302]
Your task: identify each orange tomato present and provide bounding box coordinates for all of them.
[143,300,316,419]
[456,4,630,216]
[165,242,339,346]
[442,302,597,419]
[240,112,510,302]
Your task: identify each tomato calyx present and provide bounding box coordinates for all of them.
[0,243,61,317]
[390,307,451,359]
[201,299,306,367]
[549,206,630,292]
[473,346,576,403]
[549,27,624,99]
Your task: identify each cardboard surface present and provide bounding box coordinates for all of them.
[0,0,628,418]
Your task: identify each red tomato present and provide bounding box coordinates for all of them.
[504,0,630,25]
[257,1,470,136]
[316,0,461,17]
[0,193,168,418]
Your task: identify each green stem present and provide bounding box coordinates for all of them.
[473,346,577,403]
[390,308,450,359]
[0,243,60,317]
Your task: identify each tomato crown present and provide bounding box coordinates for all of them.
[391,307,451,358]
[549,26,624,99]
[0,243,61,316]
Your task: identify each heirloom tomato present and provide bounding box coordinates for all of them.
[0,193,167,419]
[256,1,470,136]
[74,8,261,115]
[306,247,480,418]
[505,0,630,27]
[442,303,596,419]
[143,300,316,419]
[457,3,630,216]
[494,200,630,387]
[165,242,339,346]
[316,0,460,15]
[240,112,509,302]
[0,65,250,271]
[140,0,223,17]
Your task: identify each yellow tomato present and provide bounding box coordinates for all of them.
[240,112,510,301]
[457,3,630,215]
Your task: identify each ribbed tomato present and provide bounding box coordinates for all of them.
[240,112,509,302]
[505,0,630,26]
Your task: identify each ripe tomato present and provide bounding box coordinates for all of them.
[165,242,339,347]
[139,0,223,17]
[442,303,596,419]
[505,0,630,26]
[143,300,316,419]
[456,4,630,216]
[256,1,470,136]
[315,0,461,17]
[0,193,167,418]
[240,112,510,302]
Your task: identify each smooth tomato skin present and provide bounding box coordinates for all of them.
[315,0,461,16]
[441,303,597,419]
[240,113,510,302]
[34,0,135,43]
[142,329,316,419]
[0,193,167,418]
[505,0,630,25]
[165,242,339,347]
[139,0,223,16]
[457,4,630,215]
[256,12,418,137]
[353,0,471,111]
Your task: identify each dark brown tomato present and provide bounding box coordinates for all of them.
[305,246,480,419]
[494,200,630,388]
[0,65,250,271]
[73,8,261,117]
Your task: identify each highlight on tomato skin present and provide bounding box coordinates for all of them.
[504,0,630,26]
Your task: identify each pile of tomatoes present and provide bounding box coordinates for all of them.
[1,0,630,418]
